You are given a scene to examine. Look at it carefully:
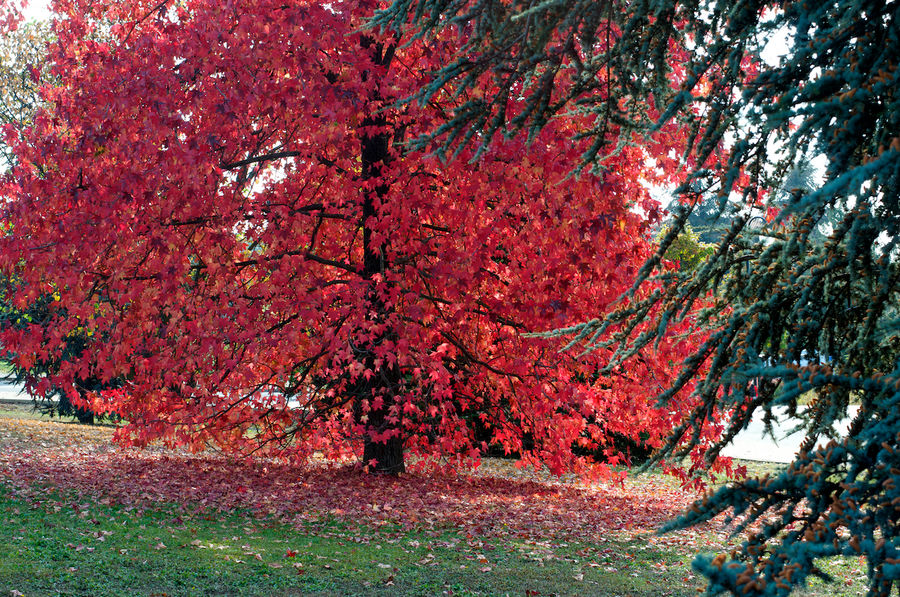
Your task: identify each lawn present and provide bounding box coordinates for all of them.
[0,406,870,596]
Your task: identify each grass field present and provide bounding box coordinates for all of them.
[0,405,870,596]
[1,487,713,596]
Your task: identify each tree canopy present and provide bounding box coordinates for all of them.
[0,0,714,476]
[378,0,900,595]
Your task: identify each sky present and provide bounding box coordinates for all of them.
[22,0,51,21]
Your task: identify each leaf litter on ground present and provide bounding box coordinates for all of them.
[0,416,725,556]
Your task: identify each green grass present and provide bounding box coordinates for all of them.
[0,403,114,425]
[0,486,705,596]
[0,403,64,422]
[0,484,870,597]
[0,413,870,597]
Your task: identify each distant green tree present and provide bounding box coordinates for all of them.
[0,290,115,424]
[379,1,900,595]
[773,157,846,247]
[684,194,737,246]
[659,224,715,272]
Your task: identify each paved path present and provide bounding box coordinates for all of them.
[720,405,857,463]
[0,382,854,464]
[0,381,31,404]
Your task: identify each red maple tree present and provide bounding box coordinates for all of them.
[0,0,714,475]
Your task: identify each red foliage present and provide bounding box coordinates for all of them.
[0,0,711,475]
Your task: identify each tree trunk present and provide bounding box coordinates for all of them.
[355,37,404,474]
[361,408,406,474]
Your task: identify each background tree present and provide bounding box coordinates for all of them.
[379,0,900,595]
[0,14,114,423]
[684,193,738,246]
[0,0,706,476]
[0,17,46,168]
[657,224,715,272]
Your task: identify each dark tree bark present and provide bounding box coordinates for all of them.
[354,37,405,474]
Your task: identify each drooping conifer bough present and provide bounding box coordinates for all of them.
[376,1,900,595]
